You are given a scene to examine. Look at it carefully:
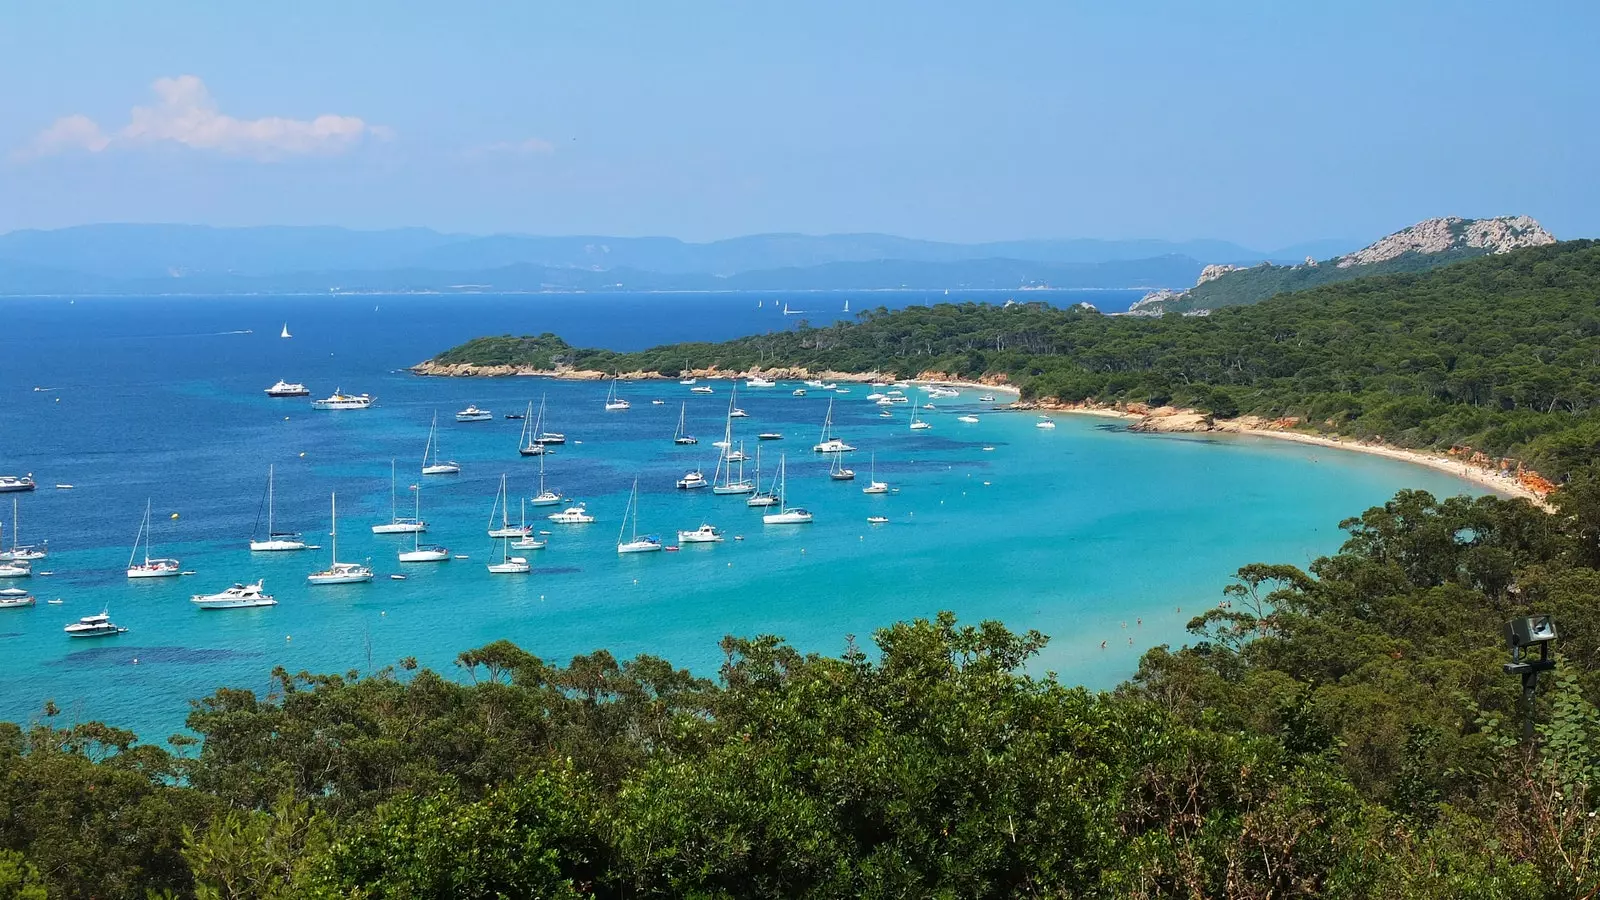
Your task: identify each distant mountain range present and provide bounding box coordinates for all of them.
[1127,216,1558,316]
[0,225,1356,296]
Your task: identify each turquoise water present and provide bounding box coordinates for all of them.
[0,294,1489,742]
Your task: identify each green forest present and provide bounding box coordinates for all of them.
[1150,247,1488,313]
[434,241,1600,482]
[7,482,1600,897]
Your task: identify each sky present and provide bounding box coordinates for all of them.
[2,1,1597,247]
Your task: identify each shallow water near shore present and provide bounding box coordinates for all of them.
[0,292,1490,742]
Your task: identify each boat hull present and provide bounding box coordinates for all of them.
[307,573,373,585]
[249,540,308,552]
[487,560,530,574]
[192,598,278,609]
[372,522,426,534]
[398,549,450,562]
[763,511,814,524]
[66,626,127,637]
[127,567,179,579]
[712,484,754,495]
[617,541,662,554]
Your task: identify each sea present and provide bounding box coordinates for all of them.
[0,289,1491,743]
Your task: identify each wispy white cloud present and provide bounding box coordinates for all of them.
[14,75,390,162]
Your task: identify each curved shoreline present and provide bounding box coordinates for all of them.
[409,360,1548,507]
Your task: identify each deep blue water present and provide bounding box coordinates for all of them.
[0,290,1487,742]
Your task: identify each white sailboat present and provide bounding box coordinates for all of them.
[604,376,631,411]
[126,500,181,578]
[530,450,562,506]
[486,533,531,573]
[0,496,46,561]
[280,323,291,339]
[862,453,889,494]
[307,493,373,584]
[510,500,548,550]
[519,399,547,456]
[487,474,534,538]
[249,465,308,551]
[909,393,932,430]
[712,390,755,494]
[746,446,779,507]
[829,448,855,481]
[616,479,662,553]
[422,413,461,475]
[373,460,426,533]
[812,398,856,453]
[673,402,697,445]
[762,455,813,524]
[397,486,449,562]
[843,299,850,312]
[679,358,697,385]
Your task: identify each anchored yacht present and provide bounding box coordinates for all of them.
[192,580,277,610]
[311,390,373,410]
[265,380,311,397]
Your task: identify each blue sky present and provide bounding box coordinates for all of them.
[2,1,1595,246]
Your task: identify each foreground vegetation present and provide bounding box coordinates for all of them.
[435,241,1600,481]
[5,476,1600,896]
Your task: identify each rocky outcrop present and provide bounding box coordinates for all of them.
[1127,288,1181,315]
[1196,264,1242,284]
[1335,215,1555,268]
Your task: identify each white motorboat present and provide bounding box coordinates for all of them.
[547,504,594,524]
[867,515,889,524]
[673,402,698,445]
[308,493,374,584]
[729,408,749,418]
[397,484,448,562]
[690,385,714,394]
[249,465,309,551]
[422,413,462,474]
[0,560,29,578]
[793,389,807,397]
[373,461,427,533]
[604,376,631,411]
[455,404,493,422]
[725,448,748,462]
[0,588,34,608]
[829,451,855,481]
[65,611,127,637]
[676,470,709,490]
[311,390,373,410]
[758,432,783,441]
[866,393,886,401]
[191,579,277,610]
[0,496,47,561]
[677,524,724,544]
[862,453,889,494]
[265,380,311,397]
[510,532,547,550]
[745,375,776,388]
[1036,419,1057,430]
[0,476,36,493]
[958,415,980,423]
[761,455,813,524]
[486,474,533,538]
[127,500,181,578]
[803,379,825,388]
[879,410,893,419]
[812,399,855,453]
[980,394,996,402]
[529,450,562,506]
[617,479,663,553]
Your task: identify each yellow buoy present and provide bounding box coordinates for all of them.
[170,513,180,519]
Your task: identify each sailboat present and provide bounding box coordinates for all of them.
[126,500,181,578]
[616,479,662,553]
[530,450,562,506]
[862,454,889,494]
[604,376,631,411]
[829,448,856,481]
[249,465,308,551]
[397,485,449,563]
[534,401,566,445]
[679,358,697,386]
[422,413,462,475]
[486,529,531,573]
[812,398,856,453]
[909,393,932,431]
[373,460,427,533]
[519,399,547,456]
[0,496,46,561]
[761,456,813,524]
[712,392,755,494]
[843,299,850,312]
[746,446,779,506]
[487,474,533,538]
[280,323,291,339]
[510,500,547,550]
[307,493,373,584]
[673,402,698,445]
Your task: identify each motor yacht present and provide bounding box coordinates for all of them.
[867,516,889,524]
[265,380,311,397]
[65,611,127,637]
[758,432,783,441]
[745,375,776,388]
[958,415,980,423]
[455,405,493,422]
[792,389,807,396]
[311,390,373,410]
[0,588,34,608]
[729,408,749,418]
[0,561,29,578]
[676,524,724,544]
[690,385,714,394]
[980,394,996,402]
[813,438,854,453]
[0,476,36,493]
[191,580,277,609]
[1036,419,1057,429]
[510,535,548,550]
[548,505,595,524]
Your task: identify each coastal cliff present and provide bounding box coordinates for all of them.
[1128,215,1556,315]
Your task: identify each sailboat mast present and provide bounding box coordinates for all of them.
[330,492,339,563]
[266,465,275,534]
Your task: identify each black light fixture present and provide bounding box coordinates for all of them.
[1503,615,1558,742]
